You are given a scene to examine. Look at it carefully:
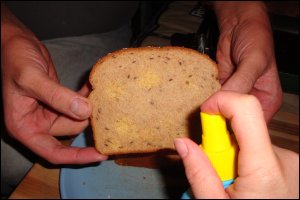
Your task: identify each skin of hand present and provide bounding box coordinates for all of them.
[212,1,283,123]
[1,2,107,164]
[174,91,299,198]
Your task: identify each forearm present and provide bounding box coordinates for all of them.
[1,1,35,46]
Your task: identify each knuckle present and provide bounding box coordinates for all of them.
[47,156,61,165]
[3,111,23,139]
[187,166,206,186]
[241,95,261,109]
[14,68,31,89]
[240,72,256,89]
[48,86,63,107]
[46,149,65,164]
[3,120,17,138]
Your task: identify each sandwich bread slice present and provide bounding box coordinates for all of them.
[88,46,221,155]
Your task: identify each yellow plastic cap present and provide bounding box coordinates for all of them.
[200,113,238,181]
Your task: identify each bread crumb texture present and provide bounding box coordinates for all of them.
[89,46,220,155]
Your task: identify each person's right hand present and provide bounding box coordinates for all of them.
[1,3,107,164]
[174,91,299,198]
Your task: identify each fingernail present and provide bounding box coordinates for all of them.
[70,98,90,118]
[174,138,188,159]
[96,155,108,161]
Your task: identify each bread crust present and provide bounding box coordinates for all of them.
[89,46,218,88]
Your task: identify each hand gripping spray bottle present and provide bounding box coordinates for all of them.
[181,113,239,199]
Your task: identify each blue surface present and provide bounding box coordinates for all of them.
[59,132,187,199]
[222,179,234,189]
[181,179,235,199]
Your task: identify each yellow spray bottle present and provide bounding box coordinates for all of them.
[200,112,238,188]
[181,113,239,199]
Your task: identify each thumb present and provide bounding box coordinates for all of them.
[221,54,266,94]
[22,69,91,120]
[174,138,229,199]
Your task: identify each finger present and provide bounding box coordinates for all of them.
[77,80,91,97]
[19,132,107,164]
[20,68,92,120]
[216,33,235,84]
[49,116,89,136]
[174,138,228,199]
[221,53,267,93]
[201,91,276,174]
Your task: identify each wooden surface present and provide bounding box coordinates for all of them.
[8,163,61,199]
[8,139,73,199]
[9,92,299,199]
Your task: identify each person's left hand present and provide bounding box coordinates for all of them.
[213,1,283,123]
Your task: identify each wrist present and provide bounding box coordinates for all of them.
[1,2,36,46]
[212,1,269,31]
[213,1,267,15]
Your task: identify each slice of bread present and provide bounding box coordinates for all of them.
[88,46,221,155]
